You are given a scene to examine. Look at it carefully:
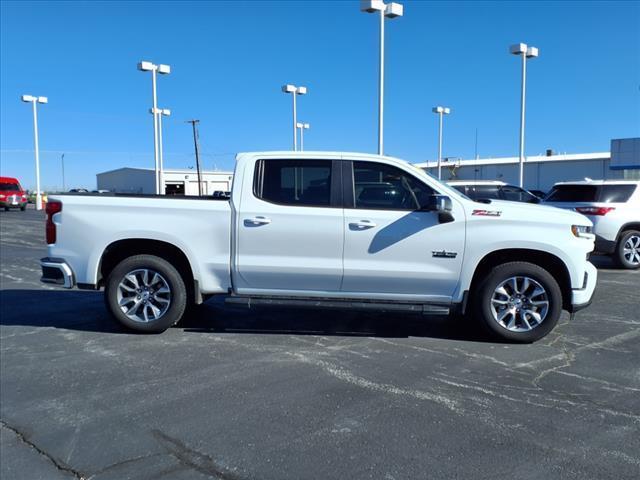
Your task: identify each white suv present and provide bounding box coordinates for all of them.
[544,180,640,269]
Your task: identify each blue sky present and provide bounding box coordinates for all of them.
[1,0,639,190]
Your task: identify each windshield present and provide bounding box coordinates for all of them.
[0,182,21,191]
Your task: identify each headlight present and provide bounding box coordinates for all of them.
[571,225,594,239]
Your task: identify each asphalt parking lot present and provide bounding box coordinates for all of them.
[1,208,639,480]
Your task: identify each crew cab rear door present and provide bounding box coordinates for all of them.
[341,160,465,302]
[234,158,344,293]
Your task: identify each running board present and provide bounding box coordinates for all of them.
[225,296,450,316]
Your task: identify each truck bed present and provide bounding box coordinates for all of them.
[48,194,232,294]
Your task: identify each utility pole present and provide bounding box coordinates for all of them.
[61,153,66,192]
[186,119,203,196]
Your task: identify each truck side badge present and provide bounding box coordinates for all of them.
[472,209,502,217]
[432,250,458,258]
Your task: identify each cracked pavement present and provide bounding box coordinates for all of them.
[1,208,639,479]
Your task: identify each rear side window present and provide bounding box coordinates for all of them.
[546,184,636,203]
[599,185,636,203]
[545,185,598,202]
[0,182,21,191]
[254,159,332,207]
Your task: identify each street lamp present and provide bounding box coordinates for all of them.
[150,108,171,194]
[360,0,403,156]
[282,84,307,151]
[21,95,48,210]
[432,106,451,180]
[510,43,539,188]
[138,60,171,194]
[296,122,310,151]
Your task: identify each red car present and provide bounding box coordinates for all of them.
[0,176,28,211]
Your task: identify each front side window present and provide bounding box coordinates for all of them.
[353,161,434,210]
[255,159,332,207]
[472,185,501,200]
[500,185,538,203]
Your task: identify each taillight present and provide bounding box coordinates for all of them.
[575,206,615,216]
[46,200,62,244]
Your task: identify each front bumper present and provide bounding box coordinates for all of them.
[0,198,27,208]
[594,234,617,255]
[569,261,597,313]
[40,257,75,288]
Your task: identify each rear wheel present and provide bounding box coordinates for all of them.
[614,230,640,270]
[474,262,562,343]
[20,205,26,211]
[105,254,187,332]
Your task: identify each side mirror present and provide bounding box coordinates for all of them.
[422,194,452,213]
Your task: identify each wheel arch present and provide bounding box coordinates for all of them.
[617,222,640,239]
[98,239,200,303]
[468,248,572,311]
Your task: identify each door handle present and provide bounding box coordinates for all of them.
[349,220,377,229]
[245,216,272,226]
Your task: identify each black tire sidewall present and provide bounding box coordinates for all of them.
[105,255,187,333]
[615,230,640,270]
[475,262,563,343]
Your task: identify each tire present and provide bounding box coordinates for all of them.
[614,230,640,270]
[3,207,8,211]
[473,262,563,343]
[104,254,187,333]
[20,205,26,211]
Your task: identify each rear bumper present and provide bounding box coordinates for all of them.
[40,257,75,288]
[569,261,597,313]
[594,234,616,254]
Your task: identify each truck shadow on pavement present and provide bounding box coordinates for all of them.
[0,290,491,342]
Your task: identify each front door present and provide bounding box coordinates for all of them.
[234,158,344,294]
[342,160,465,302]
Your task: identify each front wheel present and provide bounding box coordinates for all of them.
[474,262,563,343]
[614,230,640,270]
[104,254,187,333]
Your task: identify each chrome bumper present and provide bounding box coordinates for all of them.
[40,257,75,289]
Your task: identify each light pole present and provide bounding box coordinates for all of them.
[21,95,47,210]
[296,122,310,151]
[360,0,403,156]
[151,108,171,194]
[138,61,171,194]
[61,153,66,192]
[432,106,451,180]
[510,43,539,188]
[282,84,307,151]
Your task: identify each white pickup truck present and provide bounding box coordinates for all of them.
[41,152,597,342]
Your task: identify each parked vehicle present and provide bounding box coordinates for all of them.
[0,177,28,211]
[447,180,541,203]
[529,189,547,199]
[40,152,597,342]
[543,180,640,269]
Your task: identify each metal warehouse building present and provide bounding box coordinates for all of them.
[96,168,233,196]
[417,138,640,192]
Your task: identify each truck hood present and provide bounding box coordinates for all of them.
[468,199,592,227]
